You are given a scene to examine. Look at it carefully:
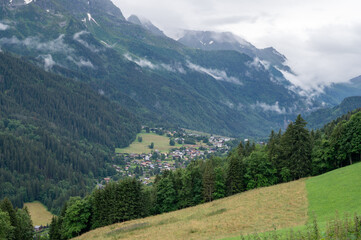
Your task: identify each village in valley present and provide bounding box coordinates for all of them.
[100,127,239,186]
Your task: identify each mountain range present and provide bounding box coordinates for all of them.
[1,0,361,215]
[0,0,329,139]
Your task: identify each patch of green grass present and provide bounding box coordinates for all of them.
[224,162,361,240]
[306,162,361,223]
[24,201,54,226]
[115,132,174,154]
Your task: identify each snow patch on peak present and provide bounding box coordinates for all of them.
[209,40,214,45]
[87,13,99,26]
[24,0,33,4]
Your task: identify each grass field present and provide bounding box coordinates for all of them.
[115,132,178,154]
[75,162,361,240]
[75,180,307,240]
[24,201,54,226]
[306,162,361,222]
[115,131,204,154]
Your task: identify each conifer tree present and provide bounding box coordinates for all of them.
[280,115,312,180]
[202,161,215,202]
[226,152,244,195]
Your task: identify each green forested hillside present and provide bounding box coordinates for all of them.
[0,0,319,138]
[306,96,361,129]
[0,52,140,213]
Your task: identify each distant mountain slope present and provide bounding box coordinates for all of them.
[306,96,361,129]
[317,76,361,106]
[178,30,293,73]
[127,15,165,37]
[0,0,320,138]
[0,52,140,213]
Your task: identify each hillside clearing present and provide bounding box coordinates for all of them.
[75,179,307,240]
[24,201,54,226]
[115,132,176,154]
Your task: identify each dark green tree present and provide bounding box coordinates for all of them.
[213,167,226,200]
[243,150,277,190]
[202,161,215,202]
[0,209,14,240]
[0,198,18,240]
[279,115,312,180]
[62,198,91,239]
[15,208,34,240]
[226,152,244,195]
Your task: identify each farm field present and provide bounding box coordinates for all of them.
[24,201,54,226]
[75,162,361,240]
[115,132,177,154]
[115,131,204,154]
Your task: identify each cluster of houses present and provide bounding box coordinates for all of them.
[105,130,234,185]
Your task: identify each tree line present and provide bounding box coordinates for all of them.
[46,113,361,239]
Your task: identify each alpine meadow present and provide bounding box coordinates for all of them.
[0,0,361,239]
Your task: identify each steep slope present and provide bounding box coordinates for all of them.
[317,76,361,105]
[306,96,361,129]
[178,30,293,73]
[0,52,140,213]
[0,0,318,138]
[127,14,165,37]
[74,162,361,240]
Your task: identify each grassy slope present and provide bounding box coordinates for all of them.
[306,162,361,222]
[75,180,307,240]
[24,202,54,226]
[74,162,361,240]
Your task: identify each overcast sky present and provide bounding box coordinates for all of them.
[112,0,361,91]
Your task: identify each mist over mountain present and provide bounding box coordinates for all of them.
[127,14,165,37]
[0,0,350,139]
[178,30,293,74]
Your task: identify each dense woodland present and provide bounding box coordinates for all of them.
[0,53,140,213]
[47,112,361,239]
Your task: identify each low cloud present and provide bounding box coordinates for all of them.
[0,35,72,54]
[252,101,286,114]
[0,23,10,31]
[73,31,100,53]
[67,56,94,68]
[187,61,242,85]
[124,53,186,73]
[38,54,56,71]
[247,57,267,71]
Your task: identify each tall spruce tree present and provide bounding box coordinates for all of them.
[226,152,244,195]
[280,115,312,180]
[202,161,215,202]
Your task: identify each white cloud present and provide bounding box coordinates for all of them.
[39,54,56,71]
[252,101,286,114]
[124,53,158,69]
[187,61,242,85]
[112,0,361,90]
[0,35,72,54]
[73,31,100,53]
[124,53,186,73]
[0,23,9,31]
[67,56,94,68]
